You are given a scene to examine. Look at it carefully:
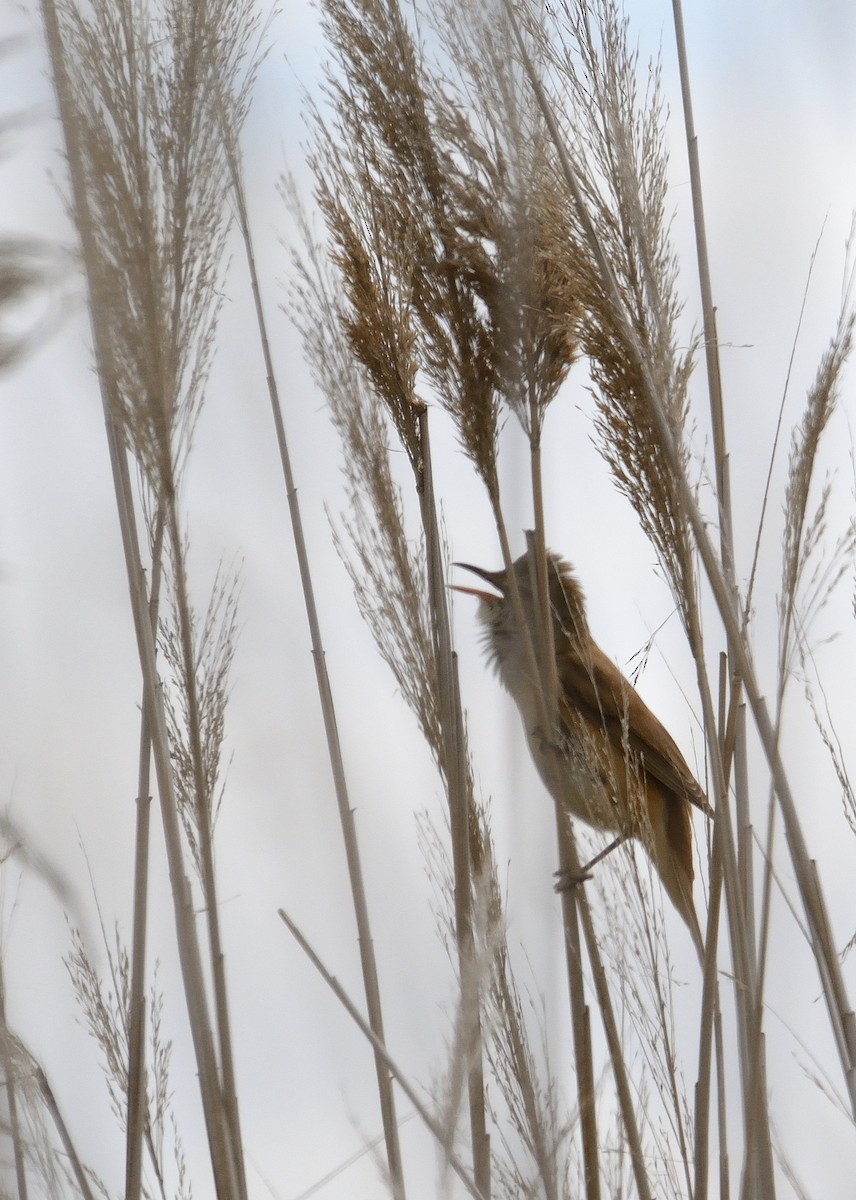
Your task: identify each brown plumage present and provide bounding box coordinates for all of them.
[455,551,707,952]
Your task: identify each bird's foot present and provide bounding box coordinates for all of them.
[553,834,627,894]
[553,867,593,892]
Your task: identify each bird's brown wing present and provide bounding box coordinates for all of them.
[557,640,711,814]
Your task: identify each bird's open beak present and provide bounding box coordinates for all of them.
[449,562,505,604]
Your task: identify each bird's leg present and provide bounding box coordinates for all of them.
[553,834,627,891]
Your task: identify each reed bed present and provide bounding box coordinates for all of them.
[0,1,854,1197]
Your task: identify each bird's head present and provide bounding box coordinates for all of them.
[452,550,590,661]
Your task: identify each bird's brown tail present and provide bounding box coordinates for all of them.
[648,789,704,960]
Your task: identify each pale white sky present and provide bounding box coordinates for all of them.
[1,1,856,1197]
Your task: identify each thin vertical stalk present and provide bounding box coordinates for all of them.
[161,487,248,1200]
[417,406,490,1198]
[669,11,777,1185]
[523,516,600,1200]
[126,504,164,1200]
[227,148,406,1200]
[733,708,756,970]
[40,5,240,1192]
[686,621,772,1192]
[715,1005,731,1200]
[574,863,654,1200]
[110,431,241,1200]
[126,790,150,1200]
[693,653,727,1200]
[694,813,724,1200]
[697,652,770,1196]
[672,12,846,1189]
[556,823,601,1200]
[151,32,243,1163]
[669,0,732,571]
[736,707,775,1200]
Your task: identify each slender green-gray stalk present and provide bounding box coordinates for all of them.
[229,145,406,1200]
[417,405,491,1197]
[126,503,165,1200]
[523,521,601,1200]
[668,9,777,1188]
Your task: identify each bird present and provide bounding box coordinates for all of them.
[453,550,707,952]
